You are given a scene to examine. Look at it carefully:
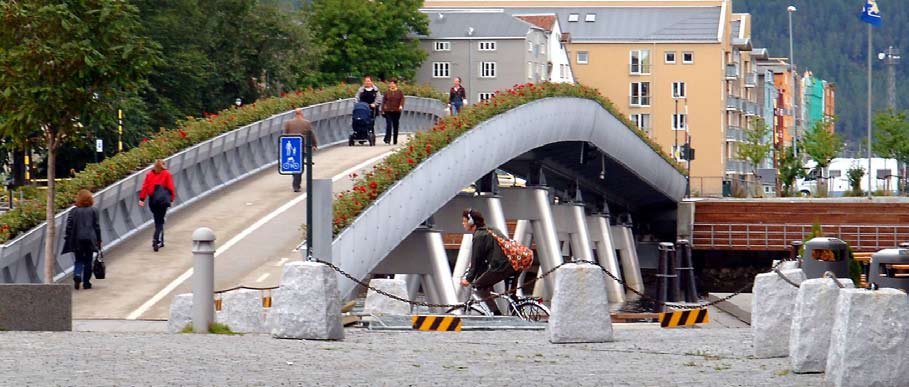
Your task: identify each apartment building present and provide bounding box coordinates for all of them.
[414,10,551,104]
[801,71,836,132]
[424,0,764,195]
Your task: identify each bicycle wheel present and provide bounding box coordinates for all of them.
[514,299,550,322]
[446,303,490,316]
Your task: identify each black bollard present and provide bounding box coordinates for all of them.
[789,240,803,261]
[676,240,699,303]
[656,242,675,312]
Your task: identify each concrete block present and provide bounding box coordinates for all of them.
[789,277,854,373]
[751,268,805,358]
[217,289,266,333]
[548,263,613,343]
[266,262,343,340]
[771,260,800,270]
[363,279,411,316]
[0,284,71,331]
[167,293,193,333]
[825,288,909,387]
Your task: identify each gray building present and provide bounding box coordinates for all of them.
[415,10,549,104]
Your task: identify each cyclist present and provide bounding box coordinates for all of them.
[460,208,515,315]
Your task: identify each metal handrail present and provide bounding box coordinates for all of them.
[692,222,909,251]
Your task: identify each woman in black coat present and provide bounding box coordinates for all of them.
[63,189,101,290]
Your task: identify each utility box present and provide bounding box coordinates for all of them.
[802,237,850,279]
[868,248,909,292]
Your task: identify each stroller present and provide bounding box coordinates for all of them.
[349,102,376,146]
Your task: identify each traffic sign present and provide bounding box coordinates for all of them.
[279,135,304,175]
[95,139,103,153]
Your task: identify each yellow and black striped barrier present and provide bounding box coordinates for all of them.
[411,315,462,332]
[659,309,709,328]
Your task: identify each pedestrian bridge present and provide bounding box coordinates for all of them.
[0,90,685,319]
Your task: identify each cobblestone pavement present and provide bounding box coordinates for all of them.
[0,325,822,387]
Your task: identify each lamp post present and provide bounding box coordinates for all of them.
[787,5,797,158]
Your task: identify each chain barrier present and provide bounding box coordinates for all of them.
[571,259,792,311]
[315,259,570,310]
[773,265,802,289]
[214,285,279,294]
[823,271,846,289]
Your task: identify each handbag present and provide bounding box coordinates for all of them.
[93,250,106,280]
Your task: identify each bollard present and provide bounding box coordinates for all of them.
[192,227,216,333]
[656,242,675,311]
[676,240,699,303]
[789,240,803,261]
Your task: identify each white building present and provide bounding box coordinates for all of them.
[513,13,575,83]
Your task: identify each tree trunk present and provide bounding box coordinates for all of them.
[43,135,57,283]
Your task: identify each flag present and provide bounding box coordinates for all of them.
[860,0,882,26]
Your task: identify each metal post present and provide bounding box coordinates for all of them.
[788,6,798,158]
[676,240,698,303]
[656,242,674,312]
[191,227,216,333]
[311,179,332,263]
[867,24,873,198]
[306,130,314,259]
[789,240,803,261]
[117,109,123,153]
[667,242,681,302]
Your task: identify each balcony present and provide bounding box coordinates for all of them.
[725,64,739,79]
[744,101,758,116]
[726,125,746,142]
[744,72,757,87]
[726,95,740,111]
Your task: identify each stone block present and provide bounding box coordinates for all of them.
[0,284,71,331]
[167,293,193,333]
[267,262,343,340]
[751,268,805,358]
[548,263,613,343]
[789,277,854,373]
[363,279,411,316]
[771,260,800,270]
[825,288,909,387]
[217,289,266,334]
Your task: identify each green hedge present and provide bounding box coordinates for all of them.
[0,83,445,243]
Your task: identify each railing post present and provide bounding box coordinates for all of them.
[192,227,216,333]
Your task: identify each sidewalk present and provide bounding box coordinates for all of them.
[0,324,820,386]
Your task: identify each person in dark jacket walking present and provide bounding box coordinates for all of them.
[449,77,467,116]
[460,208,514,315]
[138,159,176,251]
[63,189,101,290]
[381,79,405,145]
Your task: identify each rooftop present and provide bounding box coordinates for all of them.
[507,7,722,42]
[419,10,540,39]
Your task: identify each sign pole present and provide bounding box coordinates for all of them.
[867,24,873,197]
[306,130,314,260]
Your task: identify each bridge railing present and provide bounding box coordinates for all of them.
[0,97,445,283]
[693,222,909,252]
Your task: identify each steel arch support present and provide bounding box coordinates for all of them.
[588,214,625,304]
[373,227,457,310]
[611,225,645,297]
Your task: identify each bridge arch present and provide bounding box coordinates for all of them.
[332,97,687,298]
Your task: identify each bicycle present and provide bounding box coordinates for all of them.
[445,272,550,322]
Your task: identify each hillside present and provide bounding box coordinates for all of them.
[735,0,908,152]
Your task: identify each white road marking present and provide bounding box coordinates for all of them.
[255,273,270,283]
[126,151,392,320]
[275,257,289,266]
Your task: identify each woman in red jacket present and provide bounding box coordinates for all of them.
[139,159,176,251]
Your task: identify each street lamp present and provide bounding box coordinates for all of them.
[787,5,797,158]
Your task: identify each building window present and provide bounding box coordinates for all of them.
[528,42,533,52]
[682,51,694,64]
[672,113,687,130]
[480,61,496,78]
[577,51,589,64]
[478,92,494,102]
[672,81,687,98]
[630,82,651,106]
[434,41,451,51]
[568,13,579,22]
[560,64,568,79]
[585,14,596,22]
[528,62,533,79]
[533,44,540,57]
[630,113,651,131]
[665,51,676,64]
[432,62,450,78]
[630,49,651,74]
[478,41,496,51]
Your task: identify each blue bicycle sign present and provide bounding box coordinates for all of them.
[279,135,304,175]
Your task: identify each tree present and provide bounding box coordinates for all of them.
[306,0,429,83]
[801,118,844,195]
[778,146,803,196]
[872,110,909,194]
[846,162,865,196]
[737,117,774,197]
[0,1,159,282]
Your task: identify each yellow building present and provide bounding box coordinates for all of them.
[424,0,763,196]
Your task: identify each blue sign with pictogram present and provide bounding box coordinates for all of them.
[279,135,303,175]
